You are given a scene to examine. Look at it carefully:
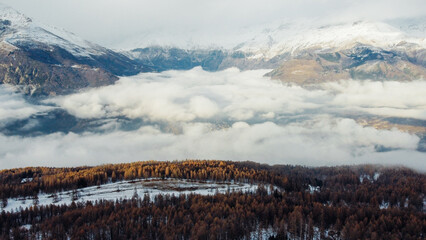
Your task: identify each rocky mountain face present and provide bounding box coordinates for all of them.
[265,45,426,84]
[0,4,146,96]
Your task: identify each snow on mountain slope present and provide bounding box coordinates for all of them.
[120,16,426,66]
[0,4,146,95]
[234,19,426,60]
[0,3,105,58]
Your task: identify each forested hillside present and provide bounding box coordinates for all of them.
[0,160,424,239]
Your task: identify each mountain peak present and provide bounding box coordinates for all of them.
[0,4,145,96]
[0,4,102,58]
[0,3,32,27]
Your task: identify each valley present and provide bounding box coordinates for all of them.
[0,2,424,239]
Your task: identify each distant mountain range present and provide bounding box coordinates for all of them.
[0,3,425,95]
[128,20,426,84]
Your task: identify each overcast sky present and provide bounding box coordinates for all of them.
[0,0,425,48]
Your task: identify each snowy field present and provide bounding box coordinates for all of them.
[2,178,260,213]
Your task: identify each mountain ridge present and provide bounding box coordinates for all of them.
[124,19,426,83]
[0,4,148,96]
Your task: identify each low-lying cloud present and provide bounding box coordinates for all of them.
[0,118,423,170]
[0,68,425,170]
[47,67,426,122]
[0,85,51,123]
[47,68,326,121]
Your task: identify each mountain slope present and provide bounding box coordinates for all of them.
[0,4,145,96]
[265,44,426,84]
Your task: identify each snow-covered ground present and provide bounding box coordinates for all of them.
[360,172,381,183]
[380,201,390,209]
[2,178,260,213]
[248,226,276,240]
[373,172,381,181]
[359,174,372,183]
[308,184,320,193]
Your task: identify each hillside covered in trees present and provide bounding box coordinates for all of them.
[0,160,425,239]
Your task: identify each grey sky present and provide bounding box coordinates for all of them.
[0,0,425,48]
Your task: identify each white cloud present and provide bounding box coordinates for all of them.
[0,118,423,170]
[326,80,426,108]
[46,68,326,121]
[0,85,51,123]
[0,68,425,170]
[47,68,426,122]
[189,96,219,119]
[324,80,426,119]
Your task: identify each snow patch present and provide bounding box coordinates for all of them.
[380,201,390,209]
[308,184,320,193]
[360,172,381,183]
[373,172,381,181]
[20,224,31,231]
[359,174,372,183]
[2,178,262,213]
[20,178,33,184]
[249,226,276,240]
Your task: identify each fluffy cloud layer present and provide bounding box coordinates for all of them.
[47,68,426,122]
[47,68,323,121]
[0,68,425,170]
[0,85,51,123]
[0,118,422,170]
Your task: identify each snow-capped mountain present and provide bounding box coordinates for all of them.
[232,20,426,59]
[0,4,104,58]
[236,19,426,83]
[121,18,426,55]
[125,18,426,83]
[0,4,146,96]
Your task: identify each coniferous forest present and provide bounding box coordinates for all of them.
[0,160,424,239]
